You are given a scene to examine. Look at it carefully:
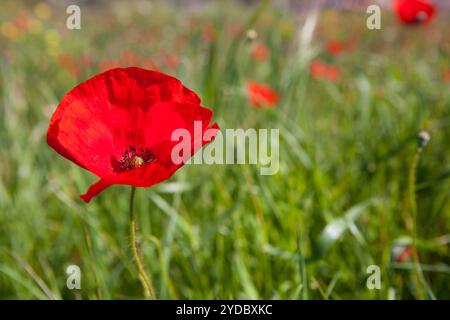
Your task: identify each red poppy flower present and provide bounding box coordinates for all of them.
[394,246,413,262]
[202,23,215,43]
[246,81,278,108]
[14,10,32,32]
[59,53,80,79]
[326,40,345,55]
[310,59,328,79]
[393,0,436,25]
[443,68,450,82]
[251,43,270,62]
[310,59,341,82]
[326,65,342,82]
[47,67,219,203]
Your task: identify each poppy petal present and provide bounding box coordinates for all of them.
[47,68,202,177]
[80,178,114,203]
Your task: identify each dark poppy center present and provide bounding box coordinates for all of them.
[415,11,427,23]
[119,146,156,171]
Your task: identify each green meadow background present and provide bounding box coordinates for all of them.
[0,0,449,299]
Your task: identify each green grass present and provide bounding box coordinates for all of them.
[0,0,449,299]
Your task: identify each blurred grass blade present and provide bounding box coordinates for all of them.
[0,265,49,300]
[234,256,259,300]
[297,228,308,300]
[314,199,378,259]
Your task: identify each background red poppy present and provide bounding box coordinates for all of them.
[393,0,436,24]
[246,81,278,108]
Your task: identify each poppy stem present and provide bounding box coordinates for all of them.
[407,147,426,300]
[129,186,156,299]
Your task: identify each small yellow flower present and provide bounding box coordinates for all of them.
[1,22,19,39]
[45,29,60,43]
[45,29,61,57]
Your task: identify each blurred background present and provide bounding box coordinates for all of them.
[0,0,449,299]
